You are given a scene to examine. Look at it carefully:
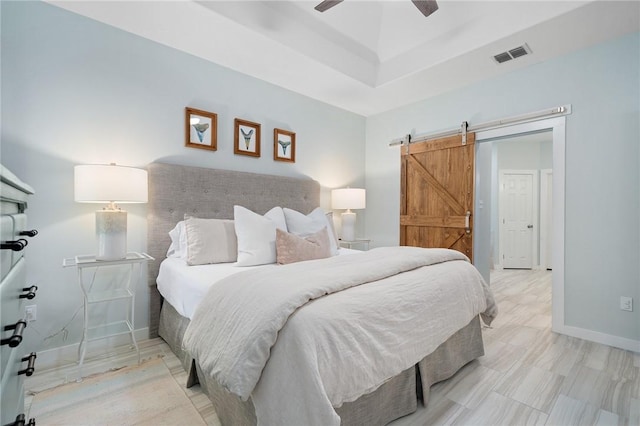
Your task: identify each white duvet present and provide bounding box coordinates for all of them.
[157,248,359,319]
[183,247,497,426]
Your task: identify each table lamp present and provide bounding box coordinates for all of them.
[331,188,366,242]
[74,164,148,260]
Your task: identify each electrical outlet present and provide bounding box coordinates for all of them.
[25,305,37,322]
[620,297,633,312]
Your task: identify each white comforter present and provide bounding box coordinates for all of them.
[183,247,497,426]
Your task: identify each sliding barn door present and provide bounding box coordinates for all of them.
[400,133,475,261]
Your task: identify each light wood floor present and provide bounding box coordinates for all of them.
[27,270,639,425]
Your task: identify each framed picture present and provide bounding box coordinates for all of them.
[274,128,296,163]
[234,118,261,157]
[185,107,217,151]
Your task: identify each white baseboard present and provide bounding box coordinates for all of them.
[553,324,640,353]
[35,327,150,372]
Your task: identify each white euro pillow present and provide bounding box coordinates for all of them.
[167,221,187,259]
[234,206,287,266]
[283,207,339,256]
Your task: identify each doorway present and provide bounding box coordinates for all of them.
[473,116,566,334]
[490,130,553,270]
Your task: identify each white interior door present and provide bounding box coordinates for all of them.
[500,170,538,269]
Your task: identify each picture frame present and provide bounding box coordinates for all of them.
[234,118,261,157]
[185,107,217,151]
[274,128,296,163]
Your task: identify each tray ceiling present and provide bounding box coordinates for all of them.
[47,1,640,116]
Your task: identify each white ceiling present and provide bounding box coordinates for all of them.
[49,1,640,116]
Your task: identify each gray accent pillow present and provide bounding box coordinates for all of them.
[276,227,331,265]
[185,217,238,265]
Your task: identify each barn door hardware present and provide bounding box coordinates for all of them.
[461,121,468,145]
[402,134,411,155]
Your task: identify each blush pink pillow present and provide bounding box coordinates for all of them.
[276,227,331,265]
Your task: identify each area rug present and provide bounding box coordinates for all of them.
[28,359,205,425]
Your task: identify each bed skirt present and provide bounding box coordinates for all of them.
[158,300,484,425]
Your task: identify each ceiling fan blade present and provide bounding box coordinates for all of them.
[412,0,439,17]
[315,0,344,13]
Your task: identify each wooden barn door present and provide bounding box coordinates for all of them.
[400,132,475,261]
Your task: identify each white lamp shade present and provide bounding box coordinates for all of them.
[331,188,366,210]
[74,164,148,203]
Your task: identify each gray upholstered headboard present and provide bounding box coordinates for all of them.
[147,162,320,337]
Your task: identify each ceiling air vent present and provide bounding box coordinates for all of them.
[493,43,532,64]
[494,52,513,64]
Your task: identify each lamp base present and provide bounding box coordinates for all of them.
[341,210,356,242]
[96,210,127,261]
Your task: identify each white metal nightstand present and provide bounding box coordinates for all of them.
[338,239,371,251]
[63,252,153,381]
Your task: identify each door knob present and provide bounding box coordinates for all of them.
[527,225,533,229]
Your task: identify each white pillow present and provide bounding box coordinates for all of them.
[234,206,287,266]
[283,207,339,256]
[167,221,187,259]
[324,211,340,251]
[185,217,237,265]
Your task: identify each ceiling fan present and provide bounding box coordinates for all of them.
[314,0,439,18]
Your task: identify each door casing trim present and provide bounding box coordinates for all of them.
[476,116,565,335]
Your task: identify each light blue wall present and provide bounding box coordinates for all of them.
[365,32,640,342]
[496,137,553,170]
[1,1,365,354]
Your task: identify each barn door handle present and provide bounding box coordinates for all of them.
[527,224,533,229]
[1,320,27,347]
[4,413,36,426]
[465,211,471,234]
[20,285,38,300]
[19,229,38,238]
[1,239,28,251]
[18,352,37,376]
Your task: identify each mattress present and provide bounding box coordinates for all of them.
[157,248,360,319]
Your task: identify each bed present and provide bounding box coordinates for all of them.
[146,162,496,426]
